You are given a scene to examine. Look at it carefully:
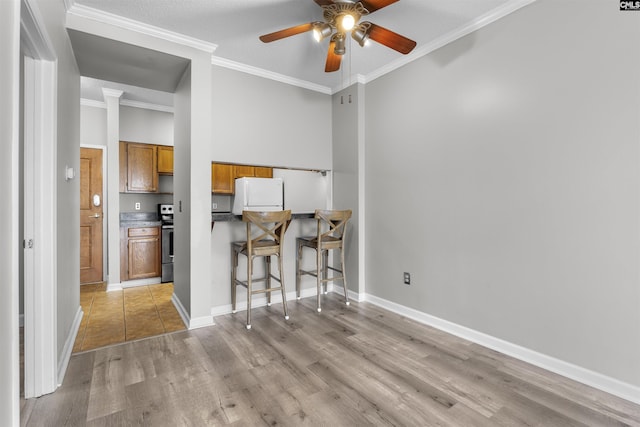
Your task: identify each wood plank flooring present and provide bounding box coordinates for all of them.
[73,283,186,352]
[22,294,640,426]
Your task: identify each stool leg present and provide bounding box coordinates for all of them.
[340,246,350,306]
[322,250,329,295]
[265,256,272,307]
[279,254,289,320]
[316,247,322,313]
[295,239,302,300]
[246,256,253,330]
[231,246,237,314]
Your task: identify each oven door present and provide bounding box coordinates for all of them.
[161,226,174,264]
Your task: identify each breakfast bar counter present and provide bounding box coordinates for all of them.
[211,212,315,223]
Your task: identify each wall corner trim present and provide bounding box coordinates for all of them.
[364,293,640,406]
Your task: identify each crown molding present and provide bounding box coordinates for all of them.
[211,56,332,95]
[66,3,218,53]
[21,0,56,61]
[363,0,537,84]
[80,98,105,109]
[101,88,123,100]
[82,97,174,113]
[121,99,174,113]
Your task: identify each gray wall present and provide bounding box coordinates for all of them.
[211,66,332,170]
[34,0,83,362]
[364,0,640,386]
[173,65,192,315]
[332,85,361,295]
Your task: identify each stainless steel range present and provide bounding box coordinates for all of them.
[158,204,174,282]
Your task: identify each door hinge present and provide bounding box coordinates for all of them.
[23,239,34,249]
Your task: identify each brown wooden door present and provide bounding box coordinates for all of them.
[80,147,104,284]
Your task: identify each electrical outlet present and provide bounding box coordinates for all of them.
[403,272,411,285]
[135,202,141,210]
[212,202,218,210]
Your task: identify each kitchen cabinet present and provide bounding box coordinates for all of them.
[211,163,235,194]
[254,166,273,178]
[211,162,274,194]
[120,142,158,193]
[157,145,174,175]
[121,226,161,280]
[233,165,255,178]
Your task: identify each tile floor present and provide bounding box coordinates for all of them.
[73,282,186,353]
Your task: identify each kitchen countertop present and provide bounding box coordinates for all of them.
[211,212,315,222]
[120,212,162,228]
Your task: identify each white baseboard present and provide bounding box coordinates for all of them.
[57,306,83,386]
[106,281,122,292]
[171,293,190,327]
[189,315,215,330]
[365,294,640,406]
[107,277,162,292]
[171,293,214,330]
[122,277,162,288]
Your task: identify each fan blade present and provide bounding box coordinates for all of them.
[359,0,399,13]
[313,0,335,5]
[259,23,314,43]
[366,22,416,54]
[325,41,342,72]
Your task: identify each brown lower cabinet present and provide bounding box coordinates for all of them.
[120,226,161,281]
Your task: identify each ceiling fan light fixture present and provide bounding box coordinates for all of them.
[312,22,332,42]
[338,13,356,32]
[352,25,370,47]
[333,34,346,55]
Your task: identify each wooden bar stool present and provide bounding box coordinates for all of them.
[231,210,292,329]
[296,209,352,312]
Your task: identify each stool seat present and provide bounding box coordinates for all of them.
[231,210,292,329]
[296,209,352,312]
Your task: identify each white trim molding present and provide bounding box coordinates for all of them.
[57,307,83,386]
[365,293,640,406]
[171,293,214,330]
[66,3,217,54]
[211,56,332,95]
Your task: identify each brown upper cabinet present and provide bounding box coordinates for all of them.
[211,162,273,194]
[211,163,235,194]
[120,141,174,193]
[157,145,174,175]
[120,142,158,193]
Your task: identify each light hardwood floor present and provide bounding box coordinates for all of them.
[22,294,640,426]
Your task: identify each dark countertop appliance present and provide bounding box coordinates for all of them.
[159,204,174,283]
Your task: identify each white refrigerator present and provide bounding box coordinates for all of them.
[232,177,284,214]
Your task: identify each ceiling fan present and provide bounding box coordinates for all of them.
[259,0,417,72]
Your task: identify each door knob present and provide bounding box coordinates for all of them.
[89,213,101,218]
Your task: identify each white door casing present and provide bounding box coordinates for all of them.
[21,0,58,398]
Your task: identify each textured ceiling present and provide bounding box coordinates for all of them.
[68,0,533,101]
